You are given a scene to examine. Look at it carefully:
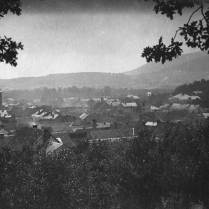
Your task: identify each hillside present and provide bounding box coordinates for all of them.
[0,51,208,90]
[124,51,209,88]
[124,51,208,76]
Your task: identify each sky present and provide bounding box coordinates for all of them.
[0,0,201,79]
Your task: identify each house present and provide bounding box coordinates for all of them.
[169,103,204,113]
[91,100,113,113]
[168,93,200,104]
[32,109,59,122]
[106,99,120,107]
[118,102,139,114]
[36,129,74,154]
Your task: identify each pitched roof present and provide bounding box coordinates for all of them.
[121,102,138,107]
[89,128,134,140]
[169,93,200,101]
[170,103,190,111]
[159,103,172,110]
[126,95,139,99]
[91,101,112,111]
[202,113,209,119]
[53,131,75,147]
[0,126,12,135]
[46,140,63,154]
[145,122,157,126]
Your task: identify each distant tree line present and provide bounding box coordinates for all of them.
[4,86,171,103]
[1,123,209,209]
[173,79,209,108]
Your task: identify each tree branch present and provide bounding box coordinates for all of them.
[201,0,207,20]
[187,6,201,25]
[173,6,201,41]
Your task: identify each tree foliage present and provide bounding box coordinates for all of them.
[141,0,209,63]
[1,123,209,208]
[0,0,23,66]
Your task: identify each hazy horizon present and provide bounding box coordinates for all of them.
[0,0,201,79]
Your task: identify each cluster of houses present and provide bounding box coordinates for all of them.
[0,91,208,154]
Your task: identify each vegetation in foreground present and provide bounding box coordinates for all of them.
[1,123,209,209]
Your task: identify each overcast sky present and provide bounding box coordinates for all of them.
[0,0,201,79]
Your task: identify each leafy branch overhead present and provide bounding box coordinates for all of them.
[0,36,23,67]
[141,0,209,64]
[0,0,23,66]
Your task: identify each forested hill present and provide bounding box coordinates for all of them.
[173,79,209,95]
[124,51,208,76]
[123,51,209,88]
[173,79,209,107]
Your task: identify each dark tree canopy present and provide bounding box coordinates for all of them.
[141,0,209,63]
[0,0,23,66]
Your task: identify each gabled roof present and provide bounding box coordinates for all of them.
[91,101,112,111]
[52,132,75,147]
[121,102,137,107]
[169,93,200,101]
[202,113,209,119]
[126,95,139,99]
[0,126,12,135]
[46,140,63,154]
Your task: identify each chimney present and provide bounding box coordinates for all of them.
[92,119,97,129]
[33,124,38,129]
[0,133,4,139]
[0,91,2,110]
[43,128,50,144]
[114,122,117,129]
[101,97,104,103]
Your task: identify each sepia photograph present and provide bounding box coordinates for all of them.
[0,0,209,208]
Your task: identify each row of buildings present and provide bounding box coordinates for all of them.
[0,91,208,154]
